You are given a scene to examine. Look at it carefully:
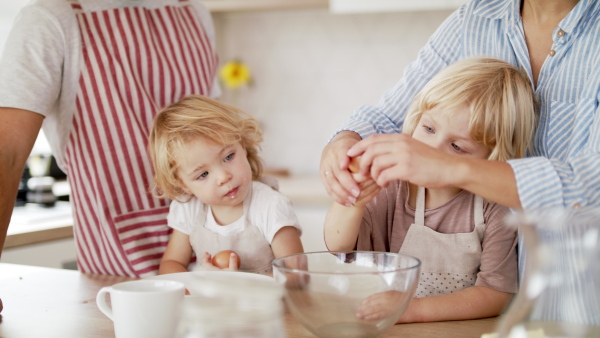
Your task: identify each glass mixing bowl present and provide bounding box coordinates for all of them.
[273,251,421,338]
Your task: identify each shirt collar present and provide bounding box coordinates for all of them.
[471,0,515,20]
[558,0,596,35]
[470,0,597,35]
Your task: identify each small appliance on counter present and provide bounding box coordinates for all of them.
[27,176,57,207]
[15,163,31,206]
[15,154,66,207]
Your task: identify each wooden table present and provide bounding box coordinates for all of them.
[0,263,499,337]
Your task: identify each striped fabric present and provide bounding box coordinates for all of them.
[338,0,600,210]
[510,208,600,327]
[65,0,217,277]
[337,0,600,325]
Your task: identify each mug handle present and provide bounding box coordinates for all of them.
[96,286,114,320]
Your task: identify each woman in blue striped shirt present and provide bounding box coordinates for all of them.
[321,0,600,326]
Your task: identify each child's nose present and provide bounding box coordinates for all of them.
[217,169,232,185]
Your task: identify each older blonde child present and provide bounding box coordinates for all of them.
[149,95,303,274]
[324,58,538,323]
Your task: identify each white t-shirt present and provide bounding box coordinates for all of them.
[0,0,220,169]
[167,181,302,244]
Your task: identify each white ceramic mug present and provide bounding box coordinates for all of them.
[96,280,185,338]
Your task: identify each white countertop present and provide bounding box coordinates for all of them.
[6,201,74,249]
[9,201,73,232]
[5,175,330,249]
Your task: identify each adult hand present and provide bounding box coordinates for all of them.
[348,133,461,190]
[320,131,362,206]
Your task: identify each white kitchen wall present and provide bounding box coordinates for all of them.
[212,8,453,174]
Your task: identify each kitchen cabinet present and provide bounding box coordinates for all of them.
[3,201,76,269]
[329,0,467,14]
[204,0,328,12]
[204,0,465,13]
[1,238,77,269]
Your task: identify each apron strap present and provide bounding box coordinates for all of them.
[415,186,426,226]
[474,195,484,226]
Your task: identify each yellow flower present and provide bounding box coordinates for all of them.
[219,60,251,89]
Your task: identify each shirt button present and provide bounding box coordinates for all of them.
[573,203,581,209]
[549,50,556,56]
[557,29,565,37]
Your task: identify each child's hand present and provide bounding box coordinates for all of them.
[200,252,240,271]
[200,252,220,271]
[352,172,381,207]
[355,290,410,321]
[222,251,240,271]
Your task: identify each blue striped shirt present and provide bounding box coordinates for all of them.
[338,0,600,210]
[337,0,600,326]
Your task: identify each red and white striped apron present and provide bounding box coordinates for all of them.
[64,0,217,277]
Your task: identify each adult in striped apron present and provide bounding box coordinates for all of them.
[0,0,218,278]
[67,0,218,277]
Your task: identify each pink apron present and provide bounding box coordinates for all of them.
[399,186,486,297]
[65,0,217,277]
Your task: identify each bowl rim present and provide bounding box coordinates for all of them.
[272,250,421,275]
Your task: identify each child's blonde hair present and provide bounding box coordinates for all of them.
[403,57,538,161]
[149,95,263,201]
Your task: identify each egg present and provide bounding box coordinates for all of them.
[348,156,361,173]
[211,250,241,269]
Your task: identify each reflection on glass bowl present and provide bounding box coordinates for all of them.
[272,251,421,338]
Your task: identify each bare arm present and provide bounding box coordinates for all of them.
[0,108,44,256]
[271,226,304,258]
[158,229,193,274]
[324,203,365,251]
[398,286,513,323]
[455,158,520,209]
[324,172,382,251]
[357,285,513,323]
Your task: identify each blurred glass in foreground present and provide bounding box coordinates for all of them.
[177,272,284,338]
[495,206,600,337]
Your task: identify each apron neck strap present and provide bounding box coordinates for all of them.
[415,186,426,225]
[473,195,484,225]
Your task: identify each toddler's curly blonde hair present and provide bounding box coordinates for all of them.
[149,95,263,202]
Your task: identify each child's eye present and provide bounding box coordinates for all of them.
[225,152,235,162]
[197,171,209,180]
[451,143,465,153]
[422,125,435,134]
